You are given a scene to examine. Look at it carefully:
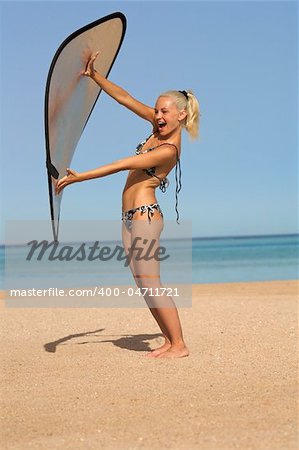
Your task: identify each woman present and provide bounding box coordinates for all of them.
[56,52,200,358]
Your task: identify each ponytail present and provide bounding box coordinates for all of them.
[185,91,200,140]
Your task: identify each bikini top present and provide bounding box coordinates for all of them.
[135,133,182,223]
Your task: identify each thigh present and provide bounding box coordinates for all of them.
[129,213,164,284]
[121,221,135,277]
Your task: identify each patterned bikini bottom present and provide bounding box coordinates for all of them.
[122,203,163,230]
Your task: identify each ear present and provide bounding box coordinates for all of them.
[178,109,187,122]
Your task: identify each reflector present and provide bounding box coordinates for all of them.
[45,13,127,241]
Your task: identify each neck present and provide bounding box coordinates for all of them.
[156,126,182,142]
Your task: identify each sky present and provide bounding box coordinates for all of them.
[0,0,298,241]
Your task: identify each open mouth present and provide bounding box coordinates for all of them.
[158,122,166,129]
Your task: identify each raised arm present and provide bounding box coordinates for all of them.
[55,145,177,195]
[85,52,155,124]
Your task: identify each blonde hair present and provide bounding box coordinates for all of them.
[159,90,201,140]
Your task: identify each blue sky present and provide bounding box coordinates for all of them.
[0,1,298,241]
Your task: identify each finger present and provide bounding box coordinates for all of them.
[56,178,66,190]
[56,183,65,195]
[84,60,92,74]
[58,176,66,184]
[90,52,99,64]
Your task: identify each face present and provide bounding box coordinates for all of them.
[154,96,187,136]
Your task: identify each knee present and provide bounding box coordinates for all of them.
[134,275,161,290]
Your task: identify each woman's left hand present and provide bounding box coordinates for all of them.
[55,168,82,195]
[84,51,100,78]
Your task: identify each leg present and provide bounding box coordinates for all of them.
[129,211,189,358]
[122,217,172,352]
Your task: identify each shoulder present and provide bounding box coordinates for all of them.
[156,143,180,159]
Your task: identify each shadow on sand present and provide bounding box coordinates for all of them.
[44,329,162,353]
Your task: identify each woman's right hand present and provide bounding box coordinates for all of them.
[84,51,100,78]
[55,168,82,195]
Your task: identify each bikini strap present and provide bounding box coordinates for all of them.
[175,154,182,224]
[151,143,181,224]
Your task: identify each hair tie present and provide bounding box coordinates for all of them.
[179,90,189,100]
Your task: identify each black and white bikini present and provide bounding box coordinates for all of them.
[122,133,182,228]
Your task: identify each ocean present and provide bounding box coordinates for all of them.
[192,234,298,283]
[0,234,298,288]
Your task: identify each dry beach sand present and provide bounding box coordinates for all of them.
[0,280,298,450]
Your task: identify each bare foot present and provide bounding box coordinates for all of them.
[157,345,189,359]
[145,341,171,358]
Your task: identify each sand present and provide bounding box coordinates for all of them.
[0,280,298,450]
